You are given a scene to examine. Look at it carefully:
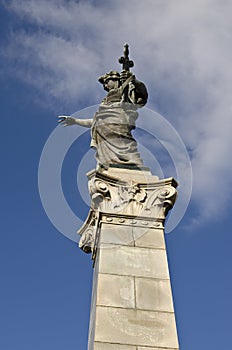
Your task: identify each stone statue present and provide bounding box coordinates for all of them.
[58,44,148,169]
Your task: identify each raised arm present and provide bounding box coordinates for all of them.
[57,116,93,128]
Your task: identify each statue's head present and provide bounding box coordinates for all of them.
[98,71,120,91]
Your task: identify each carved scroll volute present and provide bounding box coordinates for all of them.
[144,186,177,219]
[89,178,110,209]
[78,210,98,254]
[158,186,177,212]
[79,227,94,254]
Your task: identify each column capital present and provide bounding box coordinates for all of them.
[78,168,178,255]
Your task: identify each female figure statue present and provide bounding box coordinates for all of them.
[58,70,148,169]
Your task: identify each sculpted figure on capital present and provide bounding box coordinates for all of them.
[58,44,148,169]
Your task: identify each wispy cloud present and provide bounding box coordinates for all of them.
[3,0,232,224]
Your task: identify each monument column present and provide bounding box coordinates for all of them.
[79,167,180,350]
[59,43,180,350]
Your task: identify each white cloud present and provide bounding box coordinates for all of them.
[3,0,232,224]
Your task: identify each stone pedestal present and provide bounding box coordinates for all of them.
[78,167,179,350]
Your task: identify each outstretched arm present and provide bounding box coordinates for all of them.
[57,116,93,128]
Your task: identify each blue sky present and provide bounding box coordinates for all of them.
[1,1,232,349]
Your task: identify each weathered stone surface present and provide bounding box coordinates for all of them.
[94,342,136,350]
[133,227,165,249]
[86,170,177,221]
[100,223,134,246]
[88,255,100,349]
[98,246,170,279]
[101,166,158,183]
[135,277,174,312]
[78,169,177,255]
[137,347,179,350]
[97,274,135,308]
[95,306,179,348]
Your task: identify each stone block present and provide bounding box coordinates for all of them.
[100,223,134,246]
[135,277,174,312]
[95,306,179,348]
[133,227,165,249]
[94,342,136,350]
[98,246,170,279]
[97,273,135,308]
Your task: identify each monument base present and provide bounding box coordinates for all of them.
[78,168,179,350]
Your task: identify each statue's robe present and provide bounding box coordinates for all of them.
[90,79,148,168]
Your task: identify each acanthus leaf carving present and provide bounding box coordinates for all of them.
[114,182,147,213]
[89,176,148,215]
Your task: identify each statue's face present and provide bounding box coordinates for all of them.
[104,79,119,91]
